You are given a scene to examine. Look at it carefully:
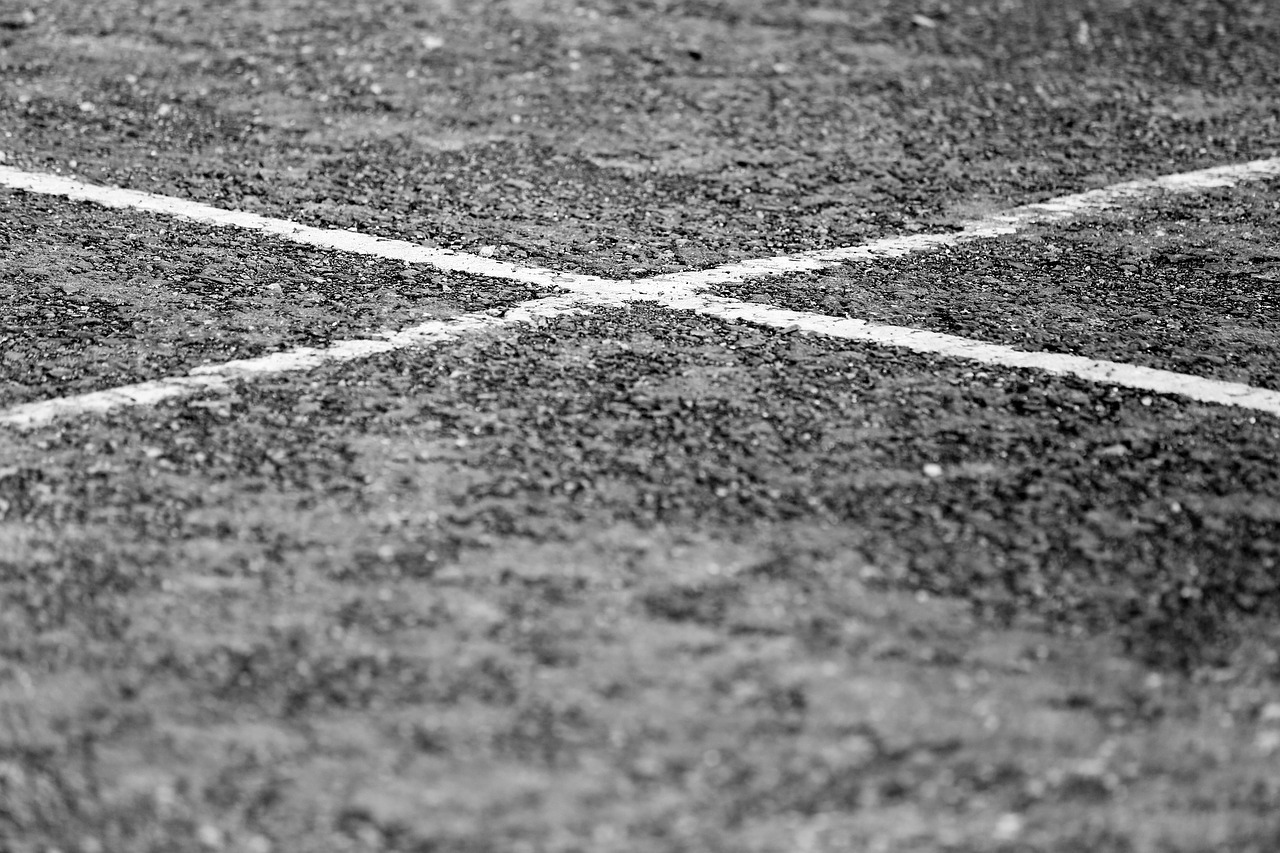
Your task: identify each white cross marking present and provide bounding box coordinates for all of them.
[2,158,1279,430]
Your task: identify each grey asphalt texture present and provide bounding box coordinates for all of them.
[714,181,1280,390]
[3,1,1280,851]
[0,190,557,404]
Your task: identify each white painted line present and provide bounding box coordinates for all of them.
[0,295,604,430]
[14,282,1274,427]
[642,157,1280,290]
[3,157,1280,429]
[0,165,612,294]
[0,374,234,430]
[651,293,1280,417]
[4,158,1277,298]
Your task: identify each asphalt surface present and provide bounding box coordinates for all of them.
[3,2,1279,275]
[713,180,1280,390]
[21,306,1275,665]
[3,1,1280,851]
[5,309,1280,850]
[0,189,556,405]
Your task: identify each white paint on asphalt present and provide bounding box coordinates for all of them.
[3,158,1277,298]
[0,165,612,293]
[0,295,602,430]
[643,156,1280,290]
[3,157,1280,428]
[0,374,234,430]
[655,293,1280,417]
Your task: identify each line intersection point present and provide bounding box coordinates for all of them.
[3,157,1280,428]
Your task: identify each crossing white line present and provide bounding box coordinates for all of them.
[640,157,1280,290]
[653,293,1280,417]
[2,157,1279,429]
[4,158,1277,298]
[0,165,612,294]
[0,294,609,430]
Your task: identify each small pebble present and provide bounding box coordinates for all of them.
[245,835,273,853]
[993,813,1023,841]
[196,824,223,849]
[1255,730,1280,755]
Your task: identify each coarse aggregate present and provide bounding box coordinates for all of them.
[1,1,1278,275]
[4,0,1280,850]
[0,189,559,406]
[3,309,1280,851]
[712,181,1280,390]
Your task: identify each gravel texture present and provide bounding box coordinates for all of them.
[3,1,1280,851]
[3,310,1280,850]
[712,181,1280,389]
[1,1,1278,275]
[0,189,558,405]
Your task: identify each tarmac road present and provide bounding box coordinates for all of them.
[2,1,1280,851]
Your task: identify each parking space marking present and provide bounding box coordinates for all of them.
[3,157,1280,428]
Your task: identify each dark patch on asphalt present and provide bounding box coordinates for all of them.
[0,1,1277,276]
[713,182,1280,391]
[0,189,558,406]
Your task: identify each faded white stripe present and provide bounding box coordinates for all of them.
[0,375,233,429]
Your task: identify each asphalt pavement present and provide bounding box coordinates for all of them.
[2,1,1280,851]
